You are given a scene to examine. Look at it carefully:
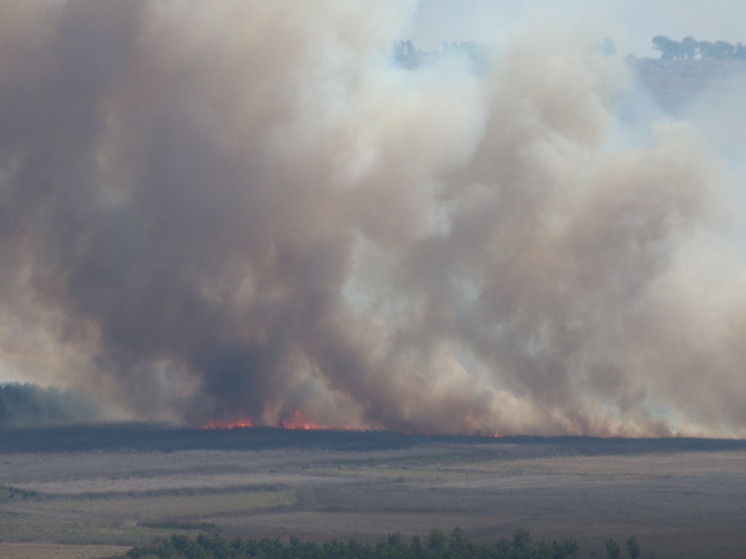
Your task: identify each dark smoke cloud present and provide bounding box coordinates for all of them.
[0,1,744,436]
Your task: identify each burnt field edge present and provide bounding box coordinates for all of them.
[1,423,745,454]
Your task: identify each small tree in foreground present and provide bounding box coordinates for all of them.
[625,536,641,559]
[605,539,621,559]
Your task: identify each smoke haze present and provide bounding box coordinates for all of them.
[1,0,745,436]
[0,383,101,427]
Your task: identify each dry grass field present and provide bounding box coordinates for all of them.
[1,427,746,558]
[0,542,129,559]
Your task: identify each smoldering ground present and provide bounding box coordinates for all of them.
[0,0,745,436]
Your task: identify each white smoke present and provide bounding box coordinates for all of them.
[0,0,744,436]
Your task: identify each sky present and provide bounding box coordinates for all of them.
[402,0,746,56]
[1,1,746,437]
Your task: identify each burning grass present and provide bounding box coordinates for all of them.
[202,410,362,431]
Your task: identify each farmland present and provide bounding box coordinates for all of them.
[1,426,746,558]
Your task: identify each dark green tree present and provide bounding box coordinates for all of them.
[625,537,640,559]
[448,527,473,559]
[494,537,510,559]
[555,538,579,559]
[426,529,447,553]
[510,529,533,559]
[348,538,369,559]
[388,532,404,548]
[604,539,621,559]
[512,528,532,550]
[322,539,347,559]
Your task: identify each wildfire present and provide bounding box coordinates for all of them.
[201,417,254,429]
[279,410,352,430]
[200,411,501,436]
[478,431,502,438]
[200,411,350,431]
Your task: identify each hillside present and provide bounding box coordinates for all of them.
[630,57,746,114]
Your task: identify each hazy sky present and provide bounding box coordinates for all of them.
[404,0,746,56]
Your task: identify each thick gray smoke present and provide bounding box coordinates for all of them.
[1,1,745,436]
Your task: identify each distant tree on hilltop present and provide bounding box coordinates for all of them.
[652,35,746,60]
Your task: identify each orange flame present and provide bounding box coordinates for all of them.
[200,411,501,437]
[201,417,254,429]
[279,409,351,430]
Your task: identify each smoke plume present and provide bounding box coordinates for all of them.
[0,383,101,427]
[1,1,745,436]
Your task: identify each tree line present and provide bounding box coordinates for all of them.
[122,528,643,559]
[652,36,746,60]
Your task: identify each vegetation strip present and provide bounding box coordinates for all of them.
[121,528,642,559]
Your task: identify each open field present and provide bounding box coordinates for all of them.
[1,426,746,558]
[0,542,129,559]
